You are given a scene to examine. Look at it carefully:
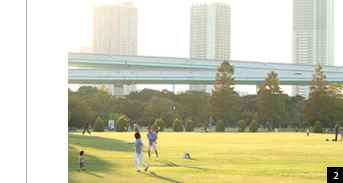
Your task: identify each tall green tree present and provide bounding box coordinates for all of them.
[257,71,286,129]
[210,60,239,124]
[327,83,343,128]
[68,88,75,97]
[76,86,97,98]
[161,112,174,128]
[283,95,307,128]
[239,95,259,113]
[143,97,175,126]
[89,85,115,125]
[113,98,143,121]
[126,88,158,102]
[179,90,210,122]
[153,89,180,103]
[68,95,92,128]
[304,64,331,127]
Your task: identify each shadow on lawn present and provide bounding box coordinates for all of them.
[84,171,104,178]
[68,134,131,152]
[141,171,183,183]
[187,158,197,161]
[68,145,113,173]
[155,160,204,170]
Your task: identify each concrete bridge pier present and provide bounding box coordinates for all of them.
[114,84,124,98]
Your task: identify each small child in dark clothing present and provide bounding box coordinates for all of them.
[78,151,86,171]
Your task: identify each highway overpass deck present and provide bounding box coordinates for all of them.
[68,52,343,73]
[68,69,343,85]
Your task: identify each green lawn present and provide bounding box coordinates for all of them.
[68,131,343,183]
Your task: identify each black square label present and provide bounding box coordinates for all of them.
[328,167,343,183]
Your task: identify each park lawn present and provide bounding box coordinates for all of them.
[68,132,343,183]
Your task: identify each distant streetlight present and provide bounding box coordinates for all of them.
[173,106,176,118]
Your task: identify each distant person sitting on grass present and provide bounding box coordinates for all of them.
[306,128,309,137]
[204,127,208,132]
[78,151,86,171]
[83,120,91,135]
[147,126,159,160]
[127,132,149,172]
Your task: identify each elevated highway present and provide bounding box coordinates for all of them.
[68,53,343,96]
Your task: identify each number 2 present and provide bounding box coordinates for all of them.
[334,172,339,179]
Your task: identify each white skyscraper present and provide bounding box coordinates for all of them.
[93,2,137,55]
[189,3,231,92]
[292,0,334,98]
[91,2,138,97]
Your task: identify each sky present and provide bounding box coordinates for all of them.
[67,0,343,95]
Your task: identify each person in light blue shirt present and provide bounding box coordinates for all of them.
[147,126,159,160]
[127,132,149,172]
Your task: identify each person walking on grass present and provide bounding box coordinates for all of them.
[83,120,91,135]
[78,151,86,171]
[306,128,309,137]
[334,123,339,141]
[127,132,149,172]
[147,126,159,160]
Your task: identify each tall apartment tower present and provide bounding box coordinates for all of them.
[93,2,137,55]
[189,3,231,92]
[92,2,138,97]
[292,0,334,98]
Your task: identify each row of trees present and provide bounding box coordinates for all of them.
[68,61,343,132]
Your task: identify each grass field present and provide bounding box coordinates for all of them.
[68,131,343,183]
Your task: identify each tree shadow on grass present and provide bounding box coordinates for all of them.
[68,133,131,152]
[154,160,204,170]
[141,171,183,183]
[68,145,113,173]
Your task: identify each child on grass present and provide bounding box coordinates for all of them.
[127,132,149,172]
[306,128,309,137]
[340,128,343,141]
[78,151,86,171]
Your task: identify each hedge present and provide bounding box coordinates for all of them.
[173,118,183,132]
[93,116,105,132]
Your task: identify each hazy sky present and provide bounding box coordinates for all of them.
[67,0,343,94]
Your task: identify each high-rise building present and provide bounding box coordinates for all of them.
[190,3,231,60]
[93,2,137,55]
[91,2,138,97]
[189,3,231,92]
[292,0,334,98]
